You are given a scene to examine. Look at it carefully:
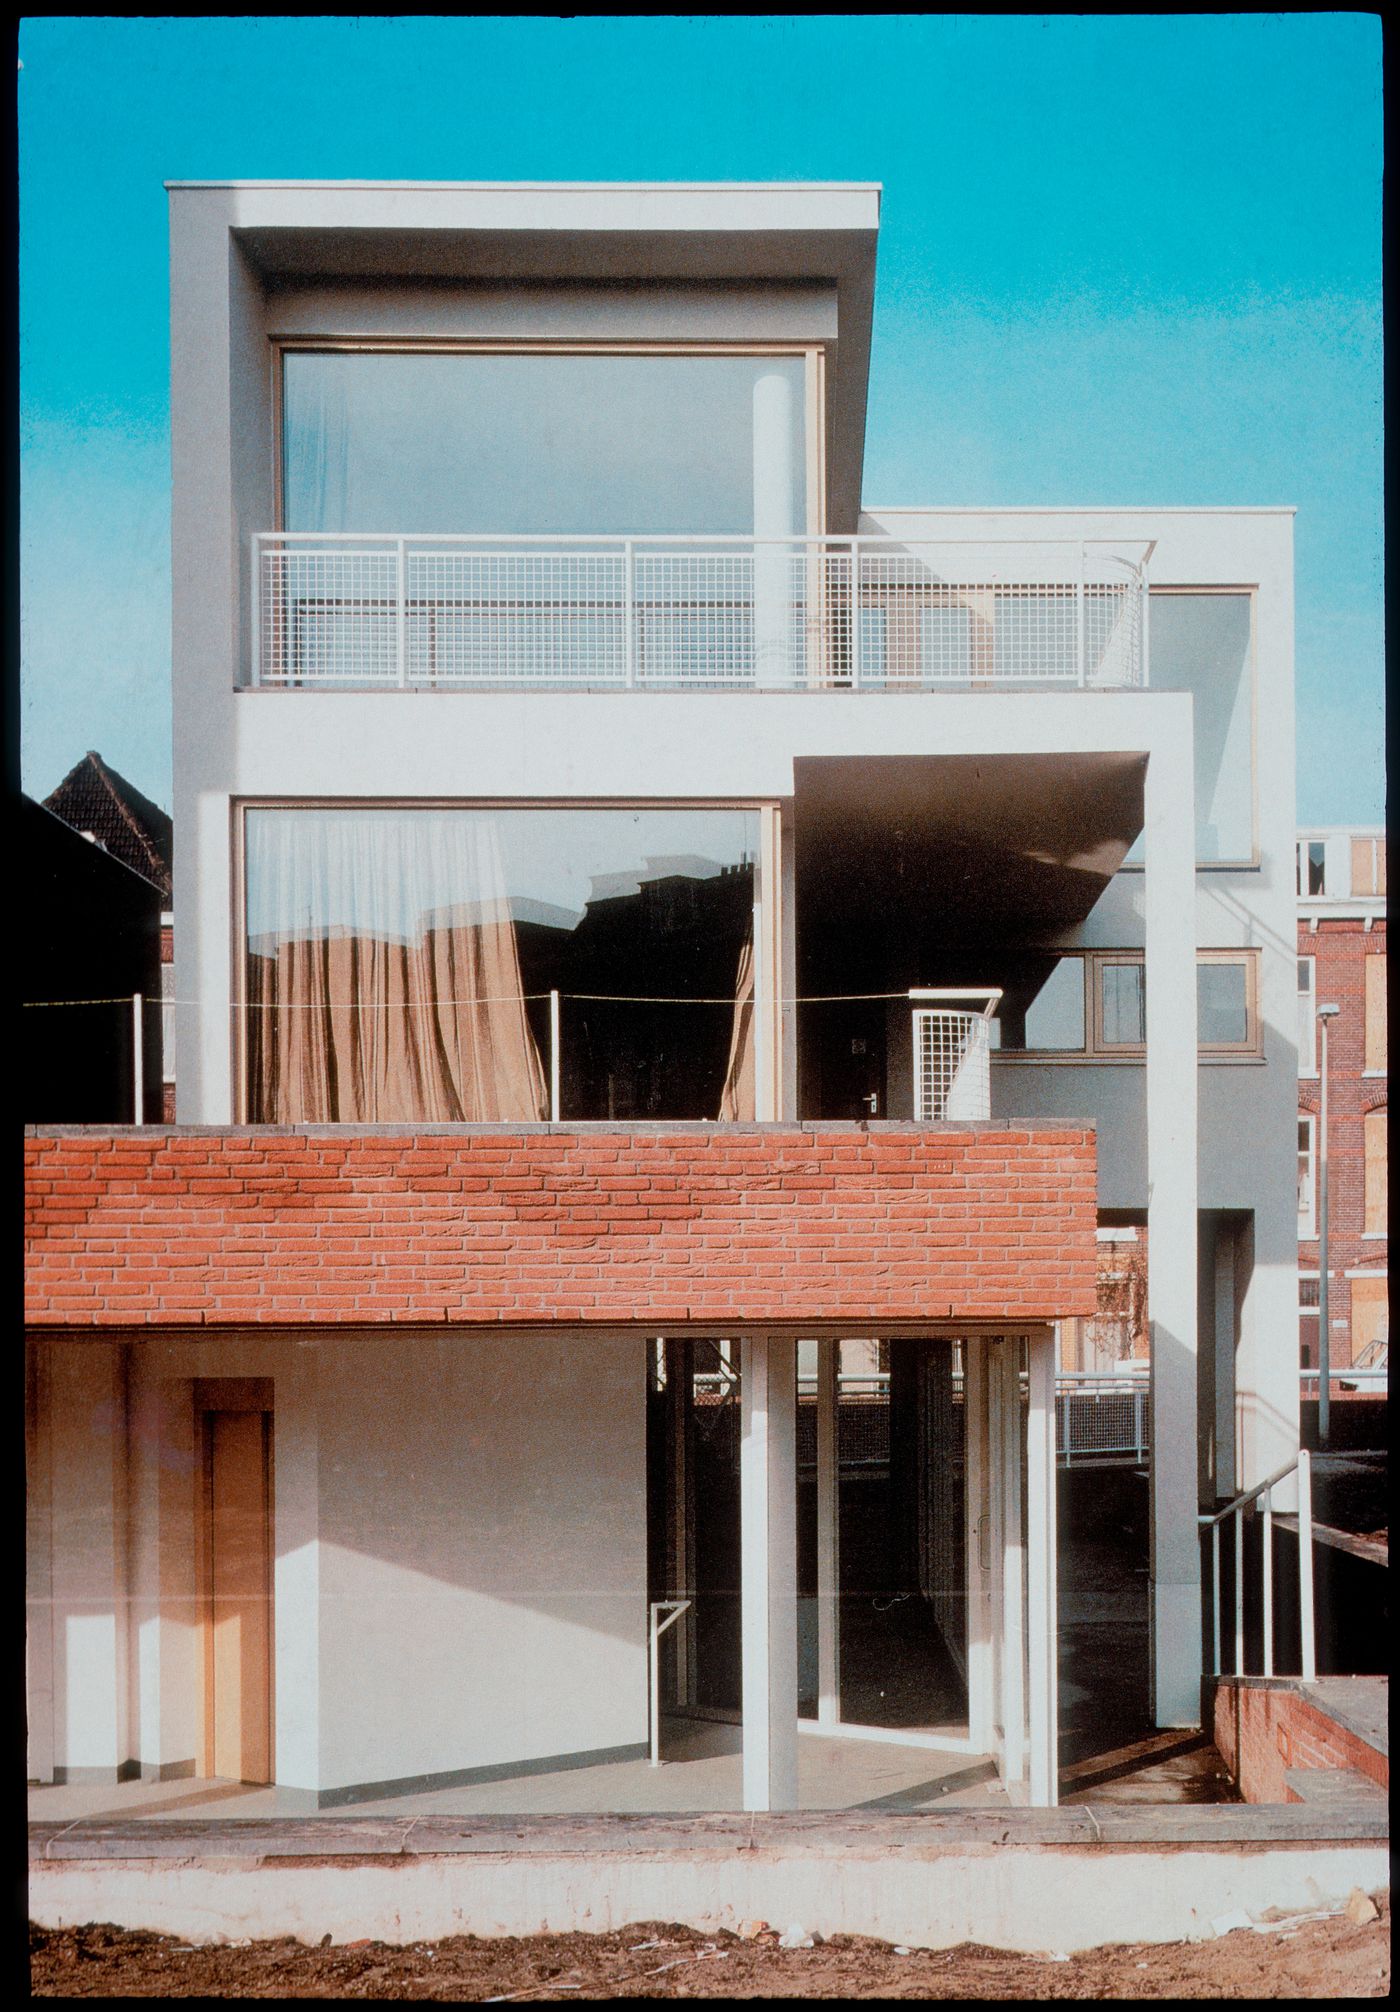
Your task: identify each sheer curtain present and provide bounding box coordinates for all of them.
[246,811,548,1122]
[717,936,756,1120]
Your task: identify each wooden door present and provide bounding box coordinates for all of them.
[203,1410,273,1783]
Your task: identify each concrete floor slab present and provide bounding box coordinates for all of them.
[28,1717,1006,1823]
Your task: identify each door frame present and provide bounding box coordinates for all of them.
[194,1378,275,1782]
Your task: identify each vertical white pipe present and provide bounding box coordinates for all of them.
[815,1337,839,1725]
[752,370,796,689]
[549,990,561,1123]
[1297,1447,1316,1682]
[1234,1514,1244,1675]
[1026,1332,1057,1806]
[964,1338,993,1754]
[132,994,144,1126]
[622,539,636,689]
[395,537,408,689]
[1262,1492,1274,1678]
[1211,1522,1221,1676]
[1144,728,1202,1723]
[1000,1341,1025,1786]
[648,1605,661,1766]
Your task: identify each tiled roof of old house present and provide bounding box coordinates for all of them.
[41,752,172,903]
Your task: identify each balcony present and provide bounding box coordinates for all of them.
[251,535,1151,693]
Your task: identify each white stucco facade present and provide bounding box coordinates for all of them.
[26,179,1301,1801]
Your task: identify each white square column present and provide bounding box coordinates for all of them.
[1025,1330,1059,1807]
[740,1333,799,1810]
[1143,727,1203,1725]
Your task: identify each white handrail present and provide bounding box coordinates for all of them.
[1200,1447,1316,1684]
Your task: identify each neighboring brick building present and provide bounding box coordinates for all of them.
[1296,827,1387,1373]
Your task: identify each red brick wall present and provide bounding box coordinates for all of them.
[25,1125,1097,1330]
[1214,1679,1389,1802]
[1298,916,1387,1369]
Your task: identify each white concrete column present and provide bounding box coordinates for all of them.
[998,1340,1026,1789]
[815,1337,839,1725]
[1144,730,1203,1725]
[46,1341,133,1780]
[752,369,796,689]
[127,1358,200,1778]
[740,1333,799,1810]
[26,1345,56,1783]
[962,1338,994,1755]
[1025,1330,1059,1808]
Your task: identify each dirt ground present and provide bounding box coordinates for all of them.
[29,1895,1389,1999]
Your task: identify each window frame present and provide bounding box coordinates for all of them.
[1364,953,1387,1075]
[994,948,1262,1061]
[270,337,829,542]
[232,794,782,1126]
[1298,1112,1317,1241]
[1298,954,1317,1078]
[1363,1106,1387,1238]
[1118,585,1260,872]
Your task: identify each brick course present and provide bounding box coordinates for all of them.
[25,1125,1097,1330]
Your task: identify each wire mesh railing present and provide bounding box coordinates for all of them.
[252,535,1151,693]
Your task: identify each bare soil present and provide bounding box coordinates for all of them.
[29,1896,1390,1999]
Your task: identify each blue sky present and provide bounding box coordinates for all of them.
[19,14,1383,821]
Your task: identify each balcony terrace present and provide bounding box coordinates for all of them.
[251,535,1152,693]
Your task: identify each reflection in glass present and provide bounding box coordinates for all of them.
[1149,595,1253,862]
[245,807,759,1122]
[1197,961,1249,1045]
[1022,957,1086,1050]
[282,351,807,537]
[1100,962,1146,1046]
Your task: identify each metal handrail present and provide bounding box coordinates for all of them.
[648,1598,692,1766]
[1199,1449,1315,1684]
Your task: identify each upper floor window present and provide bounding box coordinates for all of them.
[280,349,812,539]
[994,949,1260,1058]
[1365,954,1387,1073]
[1297,1113,1316,1239]
[1364,1107,1387,1236]
[1298,955,1317,1077]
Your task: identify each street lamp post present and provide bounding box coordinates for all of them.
[1316,1002,1341,1445]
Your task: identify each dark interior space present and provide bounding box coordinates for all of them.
[648,1339,968,1735]
[792,753,1146,1115]
[516,862,753,1120]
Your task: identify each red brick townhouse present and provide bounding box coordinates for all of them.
[1296,827,1387,1376]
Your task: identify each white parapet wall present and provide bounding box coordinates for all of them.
[29,1832,1389,1953]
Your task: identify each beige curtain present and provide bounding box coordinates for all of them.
[246,811,548,1123]
[717,935,756,1120]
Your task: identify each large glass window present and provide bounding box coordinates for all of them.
[1148,593,1254,863]
[281,351,808,537]
[244,806,762,1123]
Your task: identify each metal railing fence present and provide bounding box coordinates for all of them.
[252,534,1150,693]
[1200,1451,1316,1683]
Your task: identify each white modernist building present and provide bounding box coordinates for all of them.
[25,182,1300,1815]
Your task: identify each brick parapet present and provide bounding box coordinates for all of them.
[1214,1680,1389,1804]
[24,1124,1098,1330]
